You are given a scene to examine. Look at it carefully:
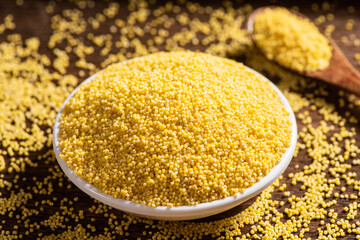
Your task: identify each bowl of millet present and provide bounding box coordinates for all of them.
[53,51,297,220]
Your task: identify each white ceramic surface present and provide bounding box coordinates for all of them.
[53,62,297,221]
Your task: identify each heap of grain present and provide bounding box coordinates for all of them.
[58,51,291,207]
[253,7,333,72]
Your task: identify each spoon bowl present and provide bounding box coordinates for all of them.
[53,60,297,221]
[246,6,360,96]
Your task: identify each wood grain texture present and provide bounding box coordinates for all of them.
[306,39,360,96]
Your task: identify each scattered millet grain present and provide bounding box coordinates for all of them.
[0,156,5,172]
[0,0,360,239]
[58,51,292,207]
[253,7,333,72]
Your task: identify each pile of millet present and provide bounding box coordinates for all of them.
[1,0,360,239]
[59,51,292,207]
[253,7,333,73]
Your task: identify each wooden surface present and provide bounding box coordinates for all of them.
[0,0,360,239]
[306,38,360,96]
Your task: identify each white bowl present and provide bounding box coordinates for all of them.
[53,62,297,221]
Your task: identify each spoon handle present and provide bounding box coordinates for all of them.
[306,40,360,96]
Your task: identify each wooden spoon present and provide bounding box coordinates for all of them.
[246,6,360,96]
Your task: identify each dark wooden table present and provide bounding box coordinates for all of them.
[0,0,360,239]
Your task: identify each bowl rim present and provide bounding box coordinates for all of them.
[53,59,297,221]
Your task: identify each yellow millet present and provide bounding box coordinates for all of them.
[253,7,333,73]
[59,51,292,207]
[0,156,5,172]
[1,0,360,238]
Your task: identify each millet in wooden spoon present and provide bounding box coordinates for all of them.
[247,6,360,96]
